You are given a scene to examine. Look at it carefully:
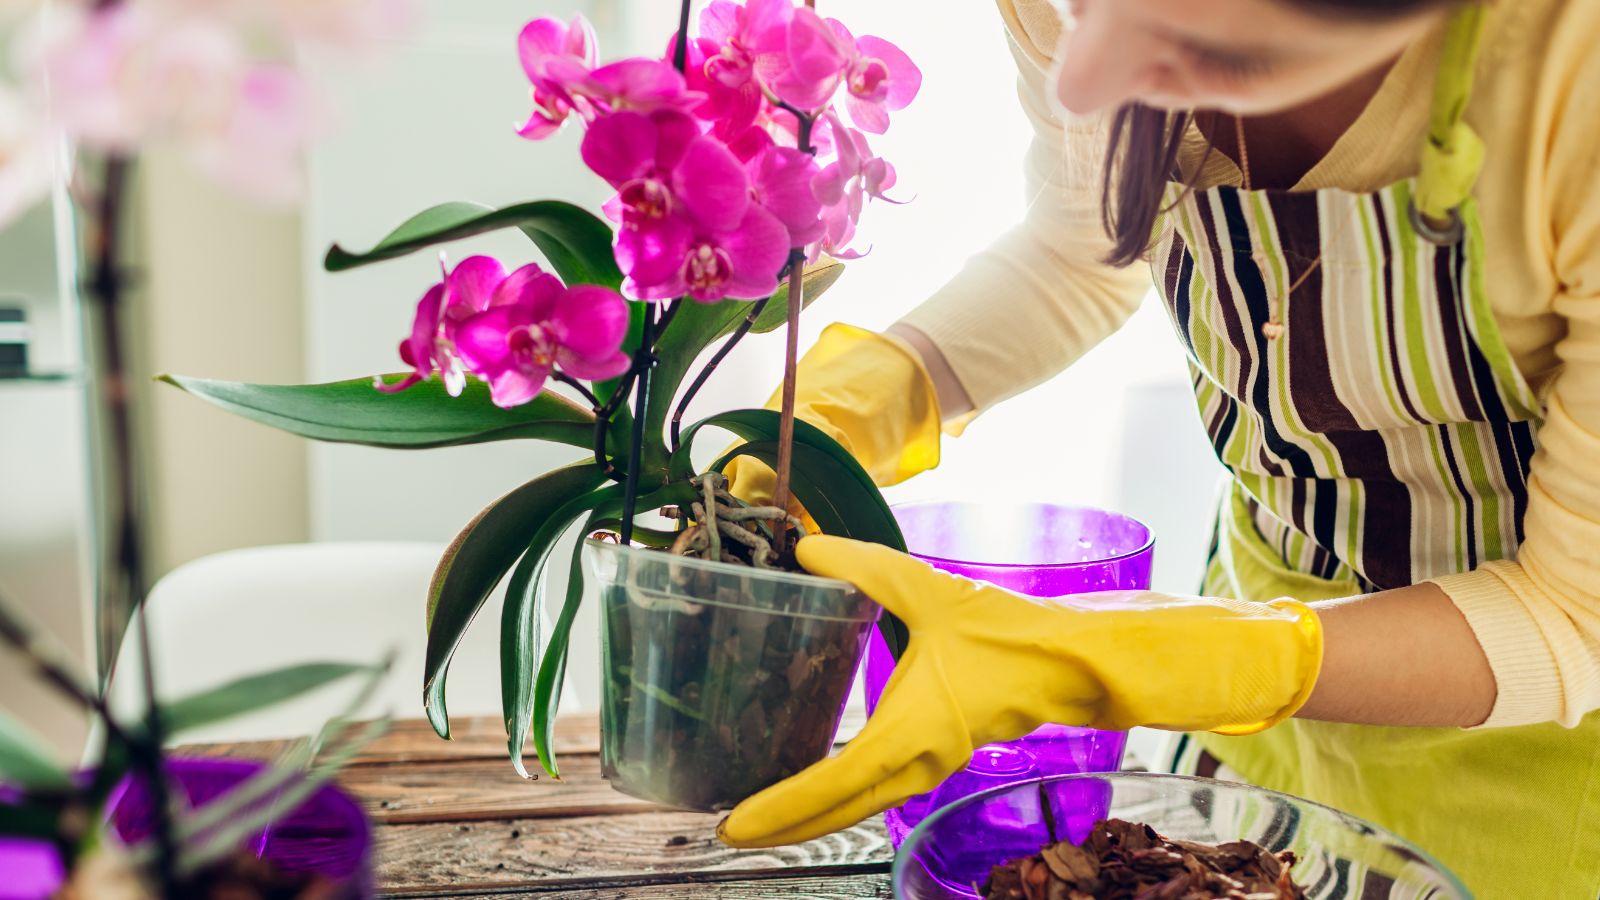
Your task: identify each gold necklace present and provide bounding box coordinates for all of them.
[1234,114,1323,341]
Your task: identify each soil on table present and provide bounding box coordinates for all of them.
[981,818,1307,900]
[600,559,865,812]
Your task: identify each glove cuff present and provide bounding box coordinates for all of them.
[1210,597,1325,736]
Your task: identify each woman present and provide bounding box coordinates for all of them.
[715,0,1600,895]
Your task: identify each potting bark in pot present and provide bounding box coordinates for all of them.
[591,477,880,810]
[165,0,922,808]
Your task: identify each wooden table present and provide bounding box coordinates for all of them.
[179,712,893,898]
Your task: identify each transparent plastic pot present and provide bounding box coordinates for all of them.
[587,538,879,812]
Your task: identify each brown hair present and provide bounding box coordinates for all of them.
[1098,0,1460,267]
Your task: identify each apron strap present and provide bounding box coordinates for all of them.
[1411,4,1488,242]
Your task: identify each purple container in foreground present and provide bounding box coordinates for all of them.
[864,502,1155,847]
[0,758,373,899]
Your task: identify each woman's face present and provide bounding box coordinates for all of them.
[1050,0,1448,116]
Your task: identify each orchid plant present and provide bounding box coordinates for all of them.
[166,0,919,780]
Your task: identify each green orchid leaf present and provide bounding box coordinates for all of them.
[0,709,70,791]
[425,463,609,740]
[500,486,620,778]
[645,260,844,441]
[530,479,696,777]
[323,200,622,290]
[161,662,378,738]
[159,375,594,450]
[678,409,910,658]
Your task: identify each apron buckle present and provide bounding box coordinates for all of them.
[1407,199,1465,246]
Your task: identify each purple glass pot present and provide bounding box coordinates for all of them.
[865,502,1155,846]
[0,758,373,899]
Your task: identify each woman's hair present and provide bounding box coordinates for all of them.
[1098,0,1459,267]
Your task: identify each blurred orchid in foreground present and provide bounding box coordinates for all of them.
[0,0,414,226]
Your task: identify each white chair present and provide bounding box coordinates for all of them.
[107,542,580,746]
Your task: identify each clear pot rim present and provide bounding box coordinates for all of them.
[583,538,878,623]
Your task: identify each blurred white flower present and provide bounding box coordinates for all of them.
[0,0,413,207]
[0,80,54,228]
[21,2,355,203]
[253,0,420,53]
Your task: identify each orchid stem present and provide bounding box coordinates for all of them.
[84,151,180,894]
[670,295,770,451]
[554,372,600,408]
[771,112,816,544]
[673,0,692,73]
[619,302,659,545]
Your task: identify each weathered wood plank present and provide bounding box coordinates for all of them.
[391,872,893,898]
[372,811,891,893]
[172,715,605,766]
[337,755,661,824]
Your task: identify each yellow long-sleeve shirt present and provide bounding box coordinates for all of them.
[899,0,1600,730]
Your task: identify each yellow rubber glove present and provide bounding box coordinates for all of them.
[722,323,944,521]
[717,536,1324,849]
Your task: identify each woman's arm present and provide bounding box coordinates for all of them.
[1300,584,1496,727]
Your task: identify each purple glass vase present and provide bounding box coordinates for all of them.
[866,502,1154,847]
[0,758,373,899]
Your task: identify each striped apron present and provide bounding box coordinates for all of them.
[1149,9,1600,898]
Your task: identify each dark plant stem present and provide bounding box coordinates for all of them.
[554,372,600,408]
[770,113,815,538]
[84,151,182,896]
[617,0,691,533]
[619,303,659,545]
[669,295,770,451]
[592,413,617,480]
[87,155,143,668]
[0,595,139,752]
[672,0,693,72]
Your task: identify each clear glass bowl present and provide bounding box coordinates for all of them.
[588,539,878,812]
[893,773,1470,899]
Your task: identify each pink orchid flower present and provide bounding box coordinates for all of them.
[683,0,791,137]
[583,108,788,301]
[585,58,703,116]
[379,255,507,396]
[811,113,902,258]
[452,263,632,409]
[729,126,824,247]
[771,9,920,134]
[518,15,703,141]
[623,204,789,302]
[516,15,599,140]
